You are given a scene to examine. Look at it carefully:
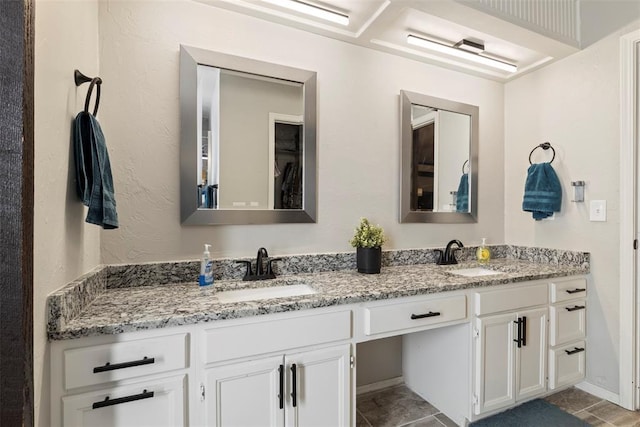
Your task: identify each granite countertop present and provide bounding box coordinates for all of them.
[49,257,588,340]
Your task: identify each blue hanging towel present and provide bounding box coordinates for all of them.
[522,163,562,220]
[456,173,469,212]
[73,111,119,229]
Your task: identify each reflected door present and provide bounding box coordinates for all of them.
[412,122,435,211]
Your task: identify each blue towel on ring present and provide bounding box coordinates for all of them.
[456,173,469,212]
[73,111,119,229]
[522,163,561,220]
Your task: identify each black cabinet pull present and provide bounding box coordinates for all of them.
[513,318,523,348]
[278,364,284,410]
[93,356,155,373]
[92,389,154,409]
[565,347,585,355]
[566,288,586,294]
[566,305,586,312]
[521,316,527,347]
[290,364,297,408]
[410,311,441,320]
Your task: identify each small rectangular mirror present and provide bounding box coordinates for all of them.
[399,90,478,223]
[180,45,317,225]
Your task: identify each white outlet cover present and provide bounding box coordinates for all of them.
[590,200,607,221]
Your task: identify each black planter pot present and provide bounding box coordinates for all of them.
[356,247,382,274]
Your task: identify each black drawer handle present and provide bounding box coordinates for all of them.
[93,356,155,373]
[565,347,585,355]
[566,288,586,294]
[92,389,154,409]
[278,364,284,410]
[411,311,441,320]
[290,364,297,408]
[566,305,586,312]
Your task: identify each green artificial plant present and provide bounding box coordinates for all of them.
[349,217,386,249]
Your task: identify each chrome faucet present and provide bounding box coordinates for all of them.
[235,247,281,281]
[435,240,464,265]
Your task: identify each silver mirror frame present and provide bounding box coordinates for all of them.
[399,90,478,223]
[180,45,317,225]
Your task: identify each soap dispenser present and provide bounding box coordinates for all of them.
[199,244,214,287]
[476,238,491,264]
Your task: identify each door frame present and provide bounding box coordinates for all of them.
[0,0,34,425]
[619,28,640,411]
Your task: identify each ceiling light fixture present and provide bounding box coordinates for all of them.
[264,0,350,26]
[407,35,517,73]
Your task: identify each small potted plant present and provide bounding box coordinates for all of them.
[350,217,386,274]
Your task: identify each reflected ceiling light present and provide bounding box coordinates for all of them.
[264,0,350,26]
[407,35,517,73]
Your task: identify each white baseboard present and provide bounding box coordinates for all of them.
[356,377,404,395]
[575,381,620,405]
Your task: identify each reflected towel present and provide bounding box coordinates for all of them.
[73,111,119,229]
[522,163,561,220]
[456,173,469,212]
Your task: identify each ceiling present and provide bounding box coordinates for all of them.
[195,0,584,81]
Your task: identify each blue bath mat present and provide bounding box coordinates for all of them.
[470,399,589,426]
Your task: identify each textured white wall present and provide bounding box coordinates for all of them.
[97,0,505,264]
[504,20,640,395]
[34,0,101,425]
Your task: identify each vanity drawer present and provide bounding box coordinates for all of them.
[550,300,586,346]
[474,283,548,316]
[363,294,466,336]
[203,310,351,364]
[549,341,586,389]
[64,333,189,391]
[550,277,587,303]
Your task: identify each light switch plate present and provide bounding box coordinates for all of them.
[590,200,606,221]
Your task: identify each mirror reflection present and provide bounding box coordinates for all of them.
[197,66,304,210]
[410,105,471,213]
[400,90,478,223]
[180,45,317,225]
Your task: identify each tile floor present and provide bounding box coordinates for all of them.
[356,385,640,426]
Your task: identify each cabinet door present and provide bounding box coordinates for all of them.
[62,375,186,427]
[205,356,284,427]
[285,344,351,427]
[515,307,547,401]
[474,313,516,415]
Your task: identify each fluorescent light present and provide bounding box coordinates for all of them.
[407,35,517,73]
[264,0,349,26]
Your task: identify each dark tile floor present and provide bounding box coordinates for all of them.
[356,385,640,426]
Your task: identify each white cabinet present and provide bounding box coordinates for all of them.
[473,284,548,415]
[205,356,284,427]
[548,278,587,389]
[285,345,351,427]
[200,309,352,427]
[50,329,191,427]
[62,375,186,427]
[204,345,350,427]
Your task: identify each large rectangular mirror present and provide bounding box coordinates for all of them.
[399,90,478,223]
[180,45,317,224]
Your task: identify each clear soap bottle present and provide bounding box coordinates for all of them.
[476,238,491,264]
[199,244,214,287]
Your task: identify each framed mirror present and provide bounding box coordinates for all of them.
[399,90,478,223]
[180,45,317,224]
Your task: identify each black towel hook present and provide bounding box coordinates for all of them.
[74,70,102,116]
[529,142,555,164]
[462,159,469,174]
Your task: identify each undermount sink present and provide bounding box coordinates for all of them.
[446,267,502,277]
[215,284,317,303]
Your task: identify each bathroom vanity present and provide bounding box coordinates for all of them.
[48,251,588,426]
